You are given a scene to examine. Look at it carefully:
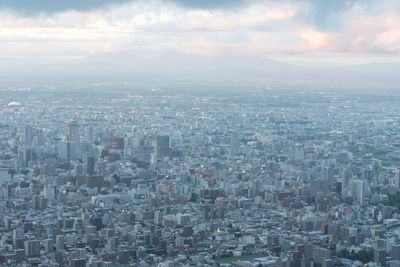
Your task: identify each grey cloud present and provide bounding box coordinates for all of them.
[167,0,247,9]
[0,0,247,15]
[295,0,380,31]
[0,0,381,33]
[304,0,357,31]
[0,0,134,14]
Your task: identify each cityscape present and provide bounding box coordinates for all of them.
[1,87,400,266]
[1,0,400,266]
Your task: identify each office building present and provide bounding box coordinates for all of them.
[24,240,40,258]
[23,125,33,147]
[58,141,77,160]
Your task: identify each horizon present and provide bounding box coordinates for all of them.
[0,0,399,88]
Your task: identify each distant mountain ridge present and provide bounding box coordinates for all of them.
[0,53,399,89]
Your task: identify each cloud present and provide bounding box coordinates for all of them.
[303,0,350,31]
[167,0,247,9]
[0,0,134,14]
[0,0,376,31]
[288,0,379,32]
[0,0,247,15]
[0,0,399,57]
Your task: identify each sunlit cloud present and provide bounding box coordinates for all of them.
[0,0,399,60]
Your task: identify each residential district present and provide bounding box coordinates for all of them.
[1,87,400,267]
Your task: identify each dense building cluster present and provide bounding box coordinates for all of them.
[1,88,400,266]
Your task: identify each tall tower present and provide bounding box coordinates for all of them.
[294,143,305,162]
[230,132,239,157]
[394,169,400,189]
[341,169,351,189]
[84,154,95,175]
[67,121,80,144]
[356,179,365,206]
[67,120,80,157]
[58,141,77,160]
[86,125,94,143]
[23,125,33,147]
[156,135,170,157]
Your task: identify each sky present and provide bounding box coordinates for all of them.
[0,0,399,85]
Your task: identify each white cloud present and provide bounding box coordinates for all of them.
[0,0,399,60]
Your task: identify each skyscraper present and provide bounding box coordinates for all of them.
[392,244,400,260]
[67,120,80,157]
[155,135,171,158]
[23,125,33,147]
[13,228,24,249]
[45,239,53,254]
[374,249,386,266]
[341,169,351,189]
[86,125,94,143]
[84,154,96,175]
[294,143,305,162]
[56,235,65,251]
[25,240,40,258]
[394,169,400,189]
[230,132,239,157]
[356,179,365,206]
[18,148,32,167]
[58,141,78,160]
[67,120,80,144]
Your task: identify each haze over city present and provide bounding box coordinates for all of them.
[1,1,400,267]
[0,0,399,87]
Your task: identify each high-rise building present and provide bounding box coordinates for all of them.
[135,146,154,164]
[24,240,40,258]
[67,120,80,144]
[56,235,65,251]
[294,143,305,162]
[356,179,365,206]
[86,125,94,143]
[341,169,351,189]
[288,143,304,162]
[77,175,104,189]
[392,244,400,260]
[374,248,386,266]
[13,228,25,249]
[71,259,86,267]
[18,148,32,167]
[313,247,331,265]
[43,185,55,200]
[23,125,33,147]
[394,169,400,189]
[45,238,53,254]
[84,154,96,175]
[230,132,239,157]
[32,195,46,210]
[155,135,171,158]
[112,137,124,150]
[15,249,25,263]
[58,141,77,160]
[56,250,65,266]
[67,120,80,157]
